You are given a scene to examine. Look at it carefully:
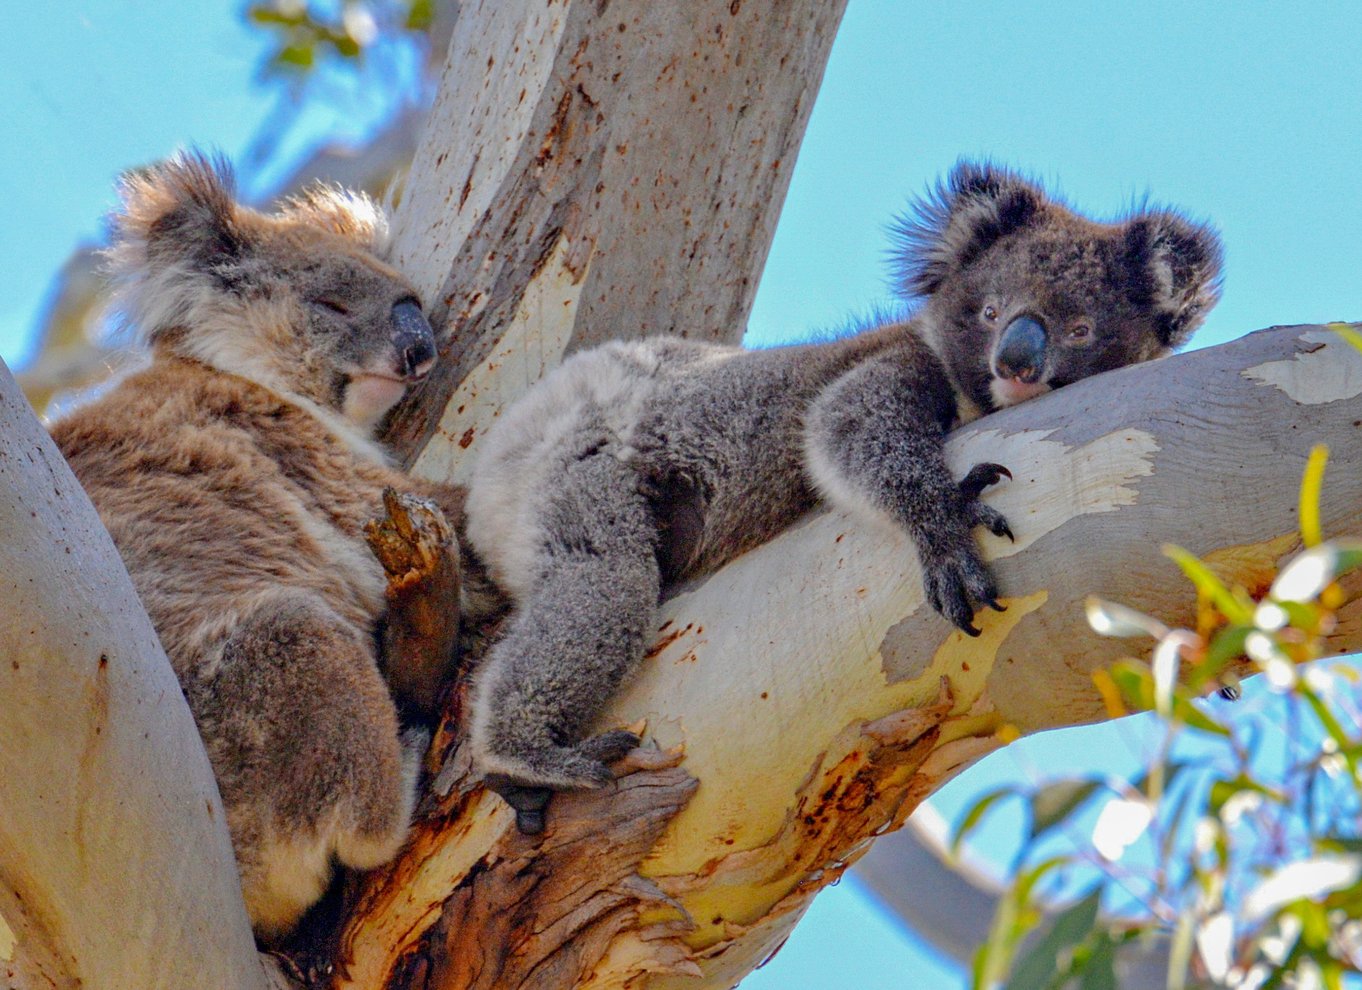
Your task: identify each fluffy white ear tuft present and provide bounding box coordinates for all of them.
[278,184,391,256]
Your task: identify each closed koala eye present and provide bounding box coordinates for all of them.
[311,298,351,317]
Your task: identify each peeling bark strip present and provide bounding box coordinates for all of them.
[382,0,850,474]
[331,746,697,990]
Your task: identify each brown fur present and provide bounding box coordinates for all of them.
[49,152,467,938]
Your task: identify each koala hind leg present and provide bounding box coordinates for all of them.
[469,446,658,806]
[187,591,413,939]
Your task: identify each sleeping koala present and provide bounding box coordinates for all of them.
[461,161,1223,833]
[50,152,470,938]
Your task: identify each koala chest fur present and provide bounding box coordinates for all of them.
[54,356,397,675]
[50,152,457,940]
[462,160,1223,835]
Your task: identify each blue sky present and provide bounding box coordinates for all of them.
[4,3,1361,987]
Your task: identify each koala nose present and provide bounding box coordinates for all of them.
[993,316,1048,384]
[392,300,437,380]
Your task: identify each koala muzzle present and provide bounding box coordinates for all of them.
[392,300,437,380]
[993,315,1047,384]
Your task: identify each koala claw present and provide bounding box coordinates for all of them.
[483,775,553,835]
[958,462,1012,500]
[924,552,997,635]
[577,729,643,765]
[974,504,1015,542]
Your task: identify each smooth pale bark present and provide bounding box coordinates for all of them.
[334,323,1362,989]
[382,0,849,476]
[0,361,271,990]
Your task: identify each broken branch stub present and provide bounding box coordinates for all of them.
[365,488,462,721]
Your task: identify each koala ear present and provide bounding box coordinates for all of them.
[892,160,1046,298]
[278,184,390,255]
[1123,210,1224,349]
[110,149,247,274]
[104,150,252,343]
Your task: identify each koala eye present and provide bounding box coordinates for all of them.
[312,298,351,317]
[1066,321,1094,342]
[982,305,999,322]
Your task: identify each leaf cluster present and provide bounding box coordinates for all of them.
[956,426,1362,989]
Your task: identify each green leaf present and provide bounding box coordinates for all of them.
[1188,625,1251,691]
[1107,663,1231,736]
[1298,444,1328,547]
[952,786,1023,857]
[1333,322,1362,352]
[1004,886,1103,990]
[404,0,434,30]
[1163,544,1253,624]
[247,5,307,27]
[277,42,316,69]
[1208,774,1277,815]
[973,857,1070,990]
[1318,836,1362,854]
[1029,779,1103,844]
[1076,932,1118,990]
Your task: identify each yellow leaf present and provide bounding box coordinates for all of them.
[1299,444,1328,548]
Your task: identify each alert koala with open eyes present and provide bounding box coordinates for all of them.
[49,152,479,938]
[462,160,1224,833]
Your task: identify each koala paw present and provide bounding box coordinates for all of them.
[483,776,554,835]
[921,547,1003,637]
[920,463,1014,635]
[959,462,1015,542]
[576,729,643,765]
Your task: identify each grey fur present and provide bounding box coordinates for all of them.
[463,160,1223,825]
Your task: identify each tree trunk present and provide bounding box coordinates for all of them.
[0,362,272,990]
[381,0,849,478]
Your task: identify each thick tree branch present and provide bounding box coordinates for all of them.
[337,323,1362,988]
[0,361,271,990]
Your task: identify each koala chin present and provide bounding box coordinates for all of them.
[50,151,468,939]
[462,160,1224,833]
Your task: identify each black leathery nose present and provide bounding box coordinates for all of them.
[392,300,436,377]
[994,315,1047,384]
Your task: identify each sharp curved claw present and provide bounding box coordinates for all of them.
[959,462,1014,499]
[962,622,982,638]
[986,598,1007,612]
[1001,523,1016,543]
